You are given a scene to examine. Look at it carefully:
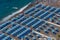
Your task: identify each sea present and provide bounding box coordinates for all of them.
[0,0,34,20]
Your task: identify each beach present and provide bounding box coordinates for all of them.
[0,0,34,20]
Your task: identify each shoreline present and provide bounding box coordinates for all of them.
[1,2,31,22]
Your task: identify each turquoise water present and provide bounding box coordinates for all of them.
[0,0,34,20]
